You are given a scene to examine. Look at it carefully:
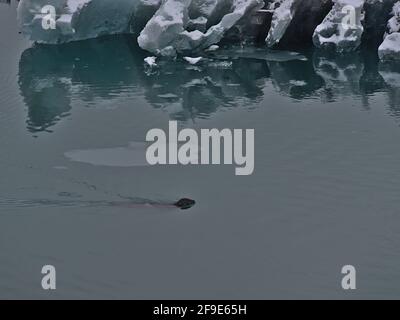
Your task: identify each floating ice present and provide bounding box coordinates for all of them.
[144,56,158,66]
[210,46,307,61]
[205,44,220,51]
[183,56,203,64]
[313,0,365,53]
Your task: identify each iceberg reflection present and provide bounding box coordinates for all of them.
[18,35,400,133]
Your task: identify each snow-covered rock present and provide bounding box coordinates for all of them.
[313,0,365,53]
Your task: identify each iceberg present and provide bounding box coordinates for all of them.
[313,0,365,53]
[18,0,264,53]
[15,0,400,59]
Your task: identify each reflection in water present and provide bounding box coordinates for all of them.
[268,58,325,100]
[18,36,400,133]
[379,62,400,119]
[313,52,365,102]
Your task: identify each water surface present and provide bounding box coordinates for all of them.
[1,1,400,299]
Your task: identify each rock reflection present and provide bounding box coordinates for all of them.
[313,52,365,102]
[379,61,400,118]
[18,35,400,133]
[268,58,324,100]
[19,36,274,131]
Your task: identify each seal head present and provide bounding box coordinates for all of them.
[174,198,196,210]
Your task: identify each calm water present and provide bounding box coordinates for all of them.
[1,1,400,299]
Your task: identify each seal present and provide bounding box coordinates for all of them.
[174,198,196,210]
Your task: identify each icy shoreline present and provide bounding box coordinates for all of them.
[16,0,400,60]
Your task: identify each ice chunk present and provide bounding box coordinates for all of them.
[313,0,365,53]
[144,56,158,66]
[183,56,203,64]
[205,44,219,51]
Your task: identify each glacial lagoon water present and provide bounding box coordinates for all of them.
[2,1,400,299]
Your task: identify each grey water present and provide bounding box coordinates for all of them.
[1,1,400,299]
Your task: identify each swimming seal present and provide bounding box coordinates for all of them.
[174,198,196,210]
